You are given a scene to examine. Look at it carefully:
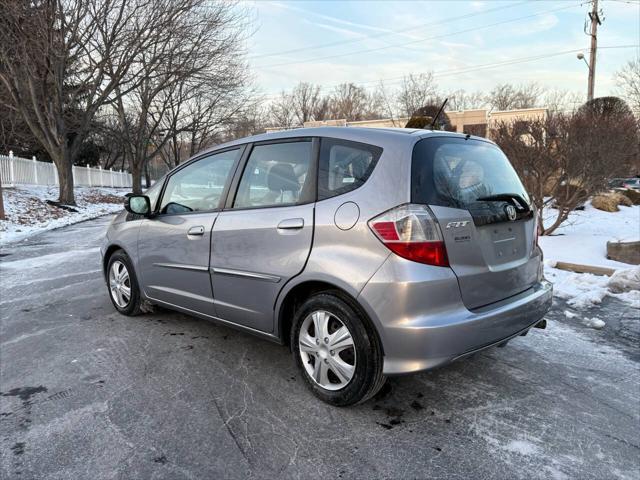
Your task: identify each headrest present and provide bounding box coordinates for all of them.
[267,162,298,192]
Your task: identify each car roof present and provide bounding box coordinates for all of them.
[200,126,490,156]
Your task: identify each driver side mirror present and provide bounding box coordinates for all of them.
[124,194,151,217]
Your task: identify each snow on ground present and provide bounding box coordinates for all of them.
[540,202,639,269]
[545,264,640,310]
[0,185,126,245]
[540,201,640,310]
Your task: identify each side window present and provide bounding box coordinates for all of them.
[318,139,382,200]
[233,141,313,209]
[159,149,239,214]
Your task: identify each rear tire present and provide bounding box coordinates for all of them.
[291,291,385,406]
[106,251,142,316]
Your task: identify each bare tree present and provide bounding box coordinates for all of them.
[396,73,438,117]
[543,89,584,114]
[267,82,334,127]
[364,87,387,121]
[269,92,297,128]
[92,114,130,172]
[330,83,373,121]
[486,83,545,111]
[159,82,257,171]
[290,82,323,124]
[615,57,640,116]
[487,84,517,110]
[109,0,250,193]
[0,0,184,204]
[313,96,331,122]
[446,89,486,111]
[492,97,639,235]
[266,82,385,127]
[224,104,267,140]
[373,82,400,126]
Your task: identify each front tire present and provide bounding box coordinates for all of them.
[291,292,385,406]
[107,251,142,316]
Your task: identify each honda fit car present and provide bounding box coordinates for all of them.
[101,127,552,406]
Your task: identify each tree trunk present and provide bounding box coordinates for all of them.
[542,208,569,236]
[131,161,143,194]
[55,152,76,205]
[144,163,151,189]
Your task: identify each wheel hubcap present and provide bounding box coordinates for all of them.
[109,260,131,308]
[299,310,356,391]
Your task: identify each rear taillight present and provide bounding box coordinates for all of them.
[369,204,449,267]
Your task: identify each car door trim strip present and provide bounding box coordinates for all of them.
[147,285,214,304]
[210,267,281,283]
[153,262,210,272]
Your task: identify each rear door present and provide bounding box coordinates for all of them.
[412,137,540,309]
[210,139,317,332]
[137,147,242,314]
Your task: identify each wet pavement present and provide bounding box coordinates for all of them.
[1,216,639,479]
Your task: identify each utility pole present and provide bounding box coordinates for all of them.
[587,0,602,101]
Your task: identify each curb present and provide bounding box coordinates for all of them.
[554,261,616,277]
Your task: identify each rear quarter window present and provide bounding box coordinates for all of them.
[318,138,382,200]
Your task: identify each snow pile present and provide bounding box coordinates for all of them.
[583,317,606,330]
[540,202,639,269]
[540,200,640,310]
[0,185,126,245]
[608,267,640,293]
[545,262,640,309]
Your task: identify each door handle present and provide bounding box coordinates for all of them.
[187,225,205,236]
[277,218,304,230]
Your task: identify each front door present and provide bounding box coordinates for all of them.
[210,139,316,332]
[138,148,242,314]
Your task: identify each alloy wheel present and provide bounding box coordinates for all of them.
[298,310,356,391]
[109,260,131,308]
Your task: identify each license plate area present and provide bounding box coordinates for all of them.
[490,223,521,263]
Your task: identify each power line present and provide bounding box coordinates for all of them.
[259,44,638,100]
[253,3,584,70]
[248,1,529,60]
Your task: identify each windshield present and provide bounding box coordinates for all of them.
[412,137,530,225]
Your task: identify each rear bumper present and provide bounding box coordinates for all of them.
[358,256,553,376]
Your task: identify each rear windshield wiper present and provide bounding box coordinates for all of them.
[476,193,531,212]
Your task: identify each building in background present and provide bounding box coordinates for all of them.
[265,107,548,139]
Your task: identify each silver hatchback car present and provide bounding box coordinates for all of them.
[101,127,552,405]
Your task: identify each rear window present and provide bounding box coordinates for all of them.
[412,137,530,224]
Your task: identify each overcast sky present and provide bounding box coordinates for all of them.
[244,0,640,102]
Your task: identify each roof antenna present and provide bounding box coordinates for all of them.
[430,98,448,130]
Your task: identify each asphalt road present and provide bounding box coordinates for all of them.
[1,216,639,480]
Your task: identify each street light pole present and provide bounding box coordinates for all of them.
[586,0,601,101]
[577,52,591,94]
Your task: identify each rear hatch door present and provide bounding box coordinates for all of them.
[412,136,540,310]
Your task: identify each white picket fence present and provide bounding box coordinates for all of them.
[0,151,132,188]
